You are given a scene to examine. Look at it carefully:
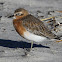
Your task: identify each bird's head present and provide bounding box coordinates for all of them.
[14,8,29,19]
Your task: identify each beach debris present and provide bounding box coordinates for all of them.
[40,16,62,32]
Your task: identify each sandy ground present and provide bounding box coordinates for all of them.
[0,0,62,62]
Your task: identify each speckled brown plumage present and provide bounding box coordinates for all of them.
[13,8,60,42]
[14,14,58,39]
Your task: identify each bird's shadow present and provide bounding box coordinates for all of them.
[0,39,50,48]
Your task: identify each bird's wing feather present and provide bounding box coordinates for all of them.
[19,14,57,39]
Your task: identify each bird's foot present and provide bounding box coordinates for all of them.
[24,48,31,56]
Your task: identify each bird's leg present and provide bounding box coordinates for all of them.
[24,41,33,56]
[30,41,33,51]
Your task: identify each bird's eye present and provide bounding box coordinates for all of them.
[18,13,22,16]
[21,14,24,16]
[14,13,23,16]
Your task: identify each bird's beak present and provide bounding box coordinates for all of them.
[8,15,16,19]
[8,15,14,18]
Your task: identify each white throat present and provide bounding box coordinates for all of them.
[13,16,16,19]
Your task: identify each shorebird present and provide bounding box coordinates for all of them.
[13,8,61,55]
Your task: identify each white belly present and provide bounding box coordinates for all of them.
[23,31,47,42]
